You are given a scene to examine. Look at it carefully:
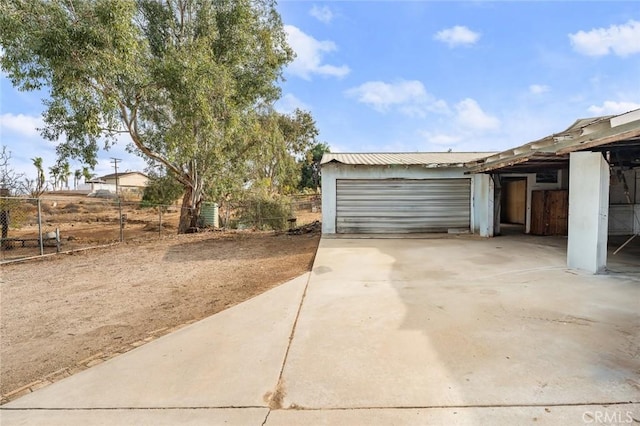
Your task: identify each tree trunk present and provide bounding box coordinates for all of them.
[178,188,196,233]
[177,179,204,234]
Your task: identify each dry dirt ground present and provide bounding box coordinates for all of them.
[0,230,320,402]
[1,193,321,261]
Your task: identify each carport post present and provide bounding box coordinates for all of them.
[567,151,609,273]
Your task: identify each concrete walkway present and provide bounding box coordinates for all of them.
[2,236,639,425]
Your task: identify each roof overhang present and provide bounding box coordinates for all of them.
[466,109,640,174]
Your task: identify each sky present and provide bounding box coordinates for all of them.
[1,1,640,181]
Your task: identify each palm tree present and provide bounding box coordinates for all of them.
[82,166,93,183]
[74,169,82,190]
[49,165,60,190]
[60,161,71,190]
[31,157,46,197]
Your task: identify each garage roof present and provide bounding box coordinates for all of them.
[465,108,640,173]
[321,152,495,168]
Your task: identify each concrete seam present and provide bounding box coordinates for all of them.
[266,401,640,411]
[1,401,637,411]
[261,408,272,426]
[0,406,269,411]
[270,272,313,408]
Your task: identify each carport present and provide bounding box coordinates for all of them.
[467,108,640,273]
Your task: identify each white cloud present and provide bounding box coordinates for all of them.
[434,26,481,47]
[417,100,500,151]
[284,25,350,80]
[587,100,640,115]
[345,80,449,116]
[421,132,463,146]
[455,98,500,131]
[529,84,550,95]
[0,113,43,137]
[569,20,640,57]
[309,5,333,24]
[275,93,310,114]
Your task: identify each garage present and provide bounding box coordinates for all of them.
[321,153,495,235]
[336,178,471,233]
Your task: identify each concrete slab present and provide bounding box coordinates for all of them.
[5,273,309,409]
[0,408,269,426]
[281,237,640,409]
[3,236,639,425]
[267,404,640,425]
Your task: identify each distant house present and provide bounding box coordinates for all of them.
[97,172,149,194]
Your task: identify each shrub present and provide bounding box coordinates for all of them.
[141,170,183,208]
[237,195,292,231]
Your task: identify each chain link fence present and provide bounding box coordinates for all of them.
[1,194,321,262]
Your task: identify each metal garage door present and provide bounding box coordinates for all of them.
[336,179,471,233]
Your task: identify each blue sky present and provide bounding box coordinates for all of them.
[1,1,640,180]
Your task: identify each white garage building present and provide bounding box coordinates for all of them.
[321,109,640,274]
[320,153,496,236]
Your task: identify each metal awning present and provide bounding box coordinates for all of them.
[465,109,640,173]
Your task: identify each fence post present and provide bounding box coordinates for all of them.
[0,190,9,251]
[158,208,162,237]
[225,203,230,231]
[37,198,44,256]
[118,200,124,242]
[257,201,261,229]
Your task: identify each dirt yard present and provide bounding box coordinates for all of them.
[1,193,321,261]
[0,230,320,402]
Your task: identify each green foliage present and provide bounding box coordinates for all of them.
[48,164,60,189]
[0,0,295,233]
[236,194,292,231]
[299,142,330,191]
[247,108,319,195]
[141,169,184,207]
[81,166,93,182]
[73,169,82,189]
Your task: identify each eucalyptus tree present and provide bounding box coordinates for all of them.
[248,108,318,194]
[0,0,293,232]
[299,142,330,191]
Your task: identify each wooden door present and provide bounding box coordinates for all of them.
[502,179,527,224]
[530,190,568,235]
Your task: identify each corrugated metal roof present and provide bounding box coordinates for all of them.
[466,108,640,173]
[321,152,495,167]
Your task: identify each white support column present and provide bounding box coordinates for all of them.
[472,174,494,237]
[567,152,610,273]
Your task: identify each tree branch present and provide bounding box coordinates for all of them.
[117,100,190,187]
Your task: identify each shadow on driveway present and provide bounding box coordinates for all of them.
[280,234,640,423]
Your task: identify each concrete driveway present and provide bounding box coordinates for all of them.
[2,236,639,425]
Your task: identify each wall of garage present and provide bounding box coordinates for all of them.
[321,163,493,236]
[609,168,640,236]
